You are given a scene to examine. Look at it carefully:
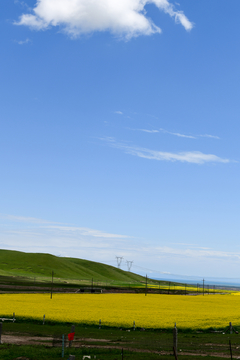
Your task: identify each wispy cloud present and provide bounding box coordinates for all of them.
[0,214,58,225]
[154,246,240,261]
[0,214,130,239]
[199,134,220,140]
[138,129,159,133]
[15,38,31,45]
[101,137,231,164]
[0,214,133,264]
[171,132,195,139]
[114,111,123,115]
[160,128,196,139]
[130,128,220,140]
[14,0,31,11]
[1,214,239,276]
[14,0,193,39]
[45,225,130,239]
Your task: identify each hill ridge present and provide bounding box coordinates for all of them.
[0,249,144,283]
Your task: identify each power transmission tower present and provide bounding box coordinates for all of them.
[126,260,133,271]
[116,256,123,269]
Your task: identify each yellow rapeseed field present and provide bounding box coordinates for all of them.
[1,293,240,329]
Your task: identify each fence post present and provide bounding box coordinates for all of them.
[173,346,178,360]
[0,322,2,344]
[230,322,232,334]
[133,321,135,331]
[62,334,64,358]
[13,313,15,322]
[69,325,75,348]
[229,340,233,360]
[173,324,178,357]
[99,319,101,329]
[43,315,45,325]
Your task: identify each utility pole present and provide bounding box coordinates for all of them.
[145,274,148,296]
[203,279,204,296]
[51,271,54,299]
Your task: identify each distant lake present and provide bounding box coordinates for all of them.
[153,277,240,288]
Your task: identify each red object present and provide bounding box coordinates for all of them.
[68,332,75,341]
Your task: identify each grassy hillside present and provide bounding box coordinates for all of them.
[0,249,145,284]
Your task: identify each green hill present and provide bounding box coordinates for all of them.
[0,249,145,284]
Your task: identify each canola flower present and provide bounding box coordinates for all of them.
[1,293,240,329]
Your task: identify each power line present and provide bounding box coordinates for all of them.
[108,259,208,281]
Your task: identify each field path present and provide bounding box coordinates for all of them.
[2,334,239,358]
[2,334,53,345]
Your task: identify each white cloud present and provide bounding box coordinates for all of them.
[0,214,129,239]
[101,137,231,164]
[199,134,220,140]
[159,128,220,140]
[170,132,196,139]
[15,38,31,45]
[154,246,240,261]
[0,214,134,265]
[1,214,240,277]
[15,0,193,39]
[14,0,31,11]
[114,111,123,115]
[45,225,130,239]
[0,214,58,224]
[138,129,159,133]
[159,128,196,139]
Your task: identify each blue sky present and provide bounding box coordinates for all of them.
[1,0,240,279]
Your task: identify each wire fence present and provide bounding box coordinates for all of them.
[50,322,240,360]
[0,273,238,296]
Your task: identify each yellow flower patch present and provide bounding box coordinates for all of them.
[1,293,239,329]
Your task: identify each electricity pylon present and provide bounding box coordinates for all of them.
[116,256,123,269]
[126,260,133,271]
